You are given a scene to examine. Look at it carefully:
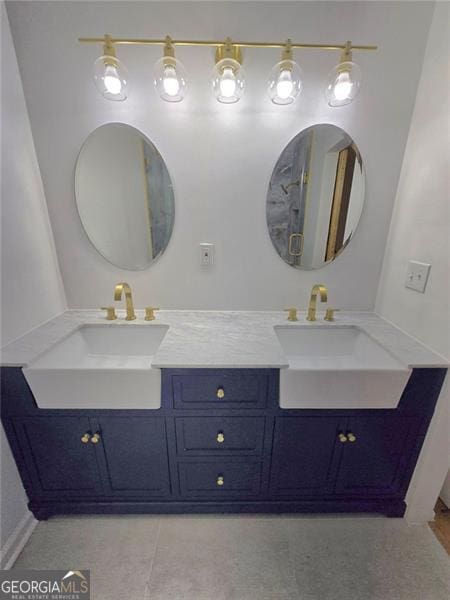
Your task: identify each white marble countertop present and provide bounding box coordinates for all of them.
[1,310,447,369]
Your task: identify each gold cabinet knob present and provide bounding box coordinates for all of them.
[216,475,224,487]
[216,432,225,444]
[101,306,117,320]
[216,387,225,399]
[338,433,348,443]
[347,432,357,443]
[81,433,91,444]
[91,433,101,444]
[145,306,160,321]
[284,308,298,322]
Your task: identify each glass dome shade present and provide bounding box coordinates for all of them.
[325,61,362,107]
[268,59,303,105]
[153,56,188,102]
[212,58,245,104]
[93,55,129,101]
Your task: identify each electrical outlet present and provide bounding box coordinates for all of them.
[200,243,214,266]
[405,260,431,293]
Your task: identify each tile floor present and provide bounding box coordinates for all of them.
[12,515,450,600]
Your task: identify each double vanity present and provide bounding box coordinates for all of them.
[1,287,447,520]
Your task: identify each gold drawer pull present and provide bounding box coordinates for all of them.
[216,432,225,444]
[81,433,91,444]
[347,432,357,443]
[216,475,224,486]
[91,433,101,444]
[216,387,225,399]
[338,433,348,443]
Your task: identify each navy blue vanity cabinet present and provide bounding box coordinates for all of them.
[270,417,345,496]
[1,366,446,519]
[334,415,422,497]
[12,417,103,498]
[92,417,171,497]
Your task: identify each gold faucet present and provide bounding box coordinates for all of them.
[307,284,328,321]
[114,282,136,321]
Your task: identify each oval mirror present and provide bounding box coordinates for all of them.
[266,124,365,270]
[75,123,175,270]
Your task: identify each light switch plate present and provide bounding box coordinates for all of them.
[405,260,431,293]
[200,243,214,266]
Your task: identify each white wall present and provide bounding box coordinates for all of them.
[0,4,66,566]
[375,2,449,523]
[6,1,433,310]
[441,470,450,508]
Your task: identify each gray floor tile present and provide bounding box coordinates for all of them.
[10,515,450,600]
[145,516,299,600]
[286,517,450,600]
[13,516,160,600]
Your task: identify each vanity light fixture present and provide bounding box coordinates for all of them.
[325,41,362,107]
[211,38,245,103]
[92,35,129,101]
[153,36,188,102]
[81,35,376,106]
[267,40,303,105]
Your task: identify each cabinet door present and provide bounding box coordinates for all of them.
[270,417,344,497]
[94,417,171,497]
[14,417,102,498]
[335,415,421,496]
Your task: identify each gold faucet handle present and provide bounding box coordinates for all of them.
[145,307,160,321]
[101,306,117,320]
[324,308,340,322]
[284,308,298,322]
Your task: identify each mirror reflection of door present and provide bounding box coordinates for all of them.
[325,144,358,262]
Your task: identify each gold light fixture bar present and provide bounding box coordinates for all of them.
[79,36,377,52]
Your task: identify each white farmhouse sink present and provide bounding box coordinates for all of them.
[23,325,168,409]
[275,325,411,409]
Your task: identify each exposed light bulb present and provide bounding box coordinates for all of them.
[276,68,294,100]
[268,50,302,106]
[325,47,361,108]
[219,67,237,98]
[219,66,237,98]
[212,48,245,104]
[332,70,353,101]
[103,63,122,95]
[153,50,188,103]
[93,51,128,101]
[162,64,181,97]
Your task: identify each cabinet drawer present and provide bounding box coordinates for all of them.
[179,460,262,498]
[172,370,268,409]
[176,417,265,455]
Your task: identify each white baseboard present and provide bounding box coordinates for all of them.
[0,511,37,569]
